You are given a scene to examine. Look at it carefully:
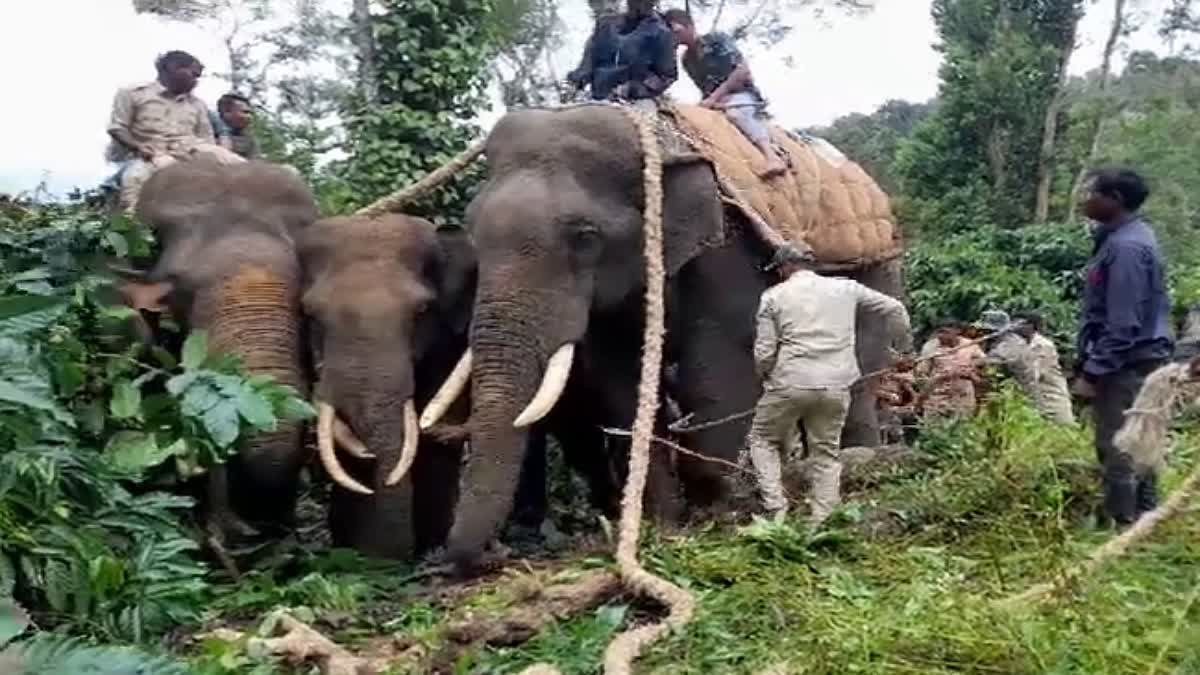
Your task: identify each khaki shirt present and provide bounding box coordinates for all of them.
[1029,333,1075,423]
[106,81,214,161]
[986,333,1038,394]
[754,270,911,391]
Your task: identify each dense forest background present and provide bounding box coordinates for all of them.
[3,0,1200,672]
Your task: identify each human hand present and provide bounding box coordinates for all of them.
[137,143,159,161]
[700,95,721,110]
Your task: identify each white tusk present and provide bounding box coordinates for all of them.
[318,403,374,495]
[385,400,420,486]
[419,349,472,430]
[333,417,373,459]
[513,343,575,428]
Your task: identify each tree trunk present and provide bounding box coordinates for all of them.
[1034,13,1080,223]
[1068,0,1127,222]
[351,0,377,104]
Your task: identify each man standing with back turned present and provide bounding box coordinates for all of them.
[749,243,912,525]
[1074,168,1173,528]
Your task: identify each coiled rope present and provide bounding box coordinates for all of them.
[598,106,696,675]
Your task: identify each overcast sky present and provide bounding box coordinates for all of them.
[0,0,1177,197]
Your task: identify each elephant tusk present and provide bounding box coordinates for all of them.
[419,349,472,430]
[513,343,575,428]
[332,417,373,459]
[385,400,420,486]
[318,403,374,495]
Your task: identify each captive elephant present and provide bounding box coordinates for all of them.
[121,159,319,539]
[297,214,477,558]
[421,105,906,568]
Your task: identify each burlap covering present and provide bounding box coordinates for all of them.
[662,103,901,266]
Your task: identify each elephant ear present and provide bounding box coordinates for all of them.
[432,225,478,338]
[660,160,725,277]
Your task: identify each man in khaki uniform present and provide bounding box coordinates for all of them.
[1014,312,1076,424]
[916,319,985,421]
[978,310,1039,402]
[107,50,243,211]
[748,243,912,525]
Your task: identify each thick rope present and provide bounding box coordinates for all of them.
[353,139,487,217]
[600,107,696,674]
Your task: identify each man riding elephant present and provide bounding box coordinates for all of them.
[567,0,677,108]
[106,50,244,212]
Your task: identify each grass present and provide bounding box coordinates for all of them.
[186,391,1200,674]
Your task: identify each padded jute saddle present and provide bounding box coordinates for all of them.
[653,102,902,268]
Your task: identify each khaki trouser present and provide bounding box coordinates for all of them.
[748,387,851,523]
[120,143,245,213]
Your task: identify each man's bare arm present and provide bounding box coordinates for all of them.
[704,63,752,106]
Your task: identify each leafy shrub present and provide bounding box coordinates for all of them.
[0,200,313,642]
[905,221,1090,354]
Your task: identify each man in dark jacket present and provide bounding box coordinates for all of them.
[1074,167,1173,527]
[567,0,677,104]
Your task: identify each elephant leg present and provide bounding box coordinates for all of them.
[841,258,906,448]
[412,438,462,554]
[671,240,766,510]
[510,427,548,530]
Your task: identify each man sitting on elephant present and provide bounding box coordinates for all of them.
[567,0,677,108]
[749,243,912,525]
[664,8,787,177]
[106,50,244,212]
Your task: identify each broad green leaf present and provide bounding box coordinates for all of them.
[165,371,199,396]
[202,401,241,448]
[181,382,223,418]
[181,331,209,370]
[109,380,142,420]
[0,379,60,414]
[105,432,175,473]
[0,295,66,337]
[235,387,276,430]
[0,598,30,648]
[277,396,316,422]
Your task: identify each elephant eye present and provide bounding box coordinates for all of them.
[570,227,603,261]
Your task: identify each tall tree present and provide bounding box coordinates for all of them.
[1066,0,1131,222]
[1034,2,1084,223]
[894,0,1084,233]
[350,0,377,104]
[337,0,500,218]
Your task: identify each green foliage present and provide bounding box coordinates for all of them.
[807,99,934,193]
[0,634,189,675]
[897,0,1083,233]
[336,0,500,220]
[905,221,1090,348]
[0,201,312,642]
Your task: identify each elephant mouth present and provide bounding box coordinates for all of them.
[315,400,419,495]
[418,342,576,430]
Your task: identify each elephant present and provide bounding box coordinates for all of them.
[297,214,477,559]
[121,159,319,538]
[420,105,906,568]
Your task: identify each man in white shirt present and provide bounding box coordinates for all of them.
[749,243,912,525]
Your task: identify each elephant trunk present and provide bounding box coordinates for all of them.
[446,293,573,567]
[317,346,420,559]
[193,265,306,530]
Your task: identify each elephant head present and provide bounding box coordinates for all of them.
[425,105,725,567]
[123,159,318,533]
[298,214,476,557]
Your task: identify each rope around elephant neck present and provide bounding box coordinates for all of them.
[353,139,487,217]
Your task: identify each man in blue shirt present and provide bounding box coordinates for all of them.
[1074,167,1173,527]
[567,0,677,104]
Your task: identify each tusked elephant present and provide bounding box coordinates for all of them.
[297,214,477,558]
[421,105,906,569]
[121,159,319,539]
